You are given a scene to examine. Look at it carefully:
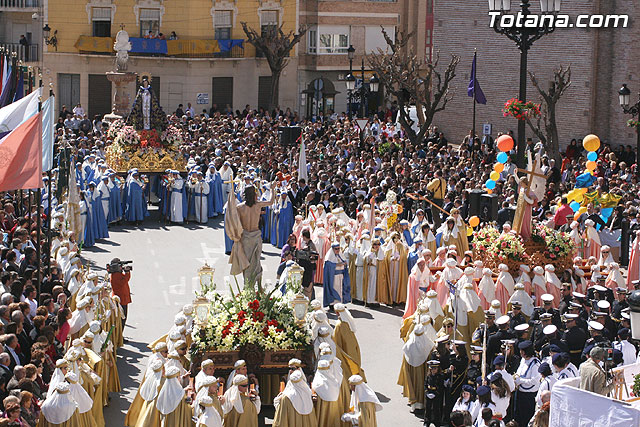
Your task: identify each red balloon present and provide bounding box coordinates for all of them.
[497,135,514,152]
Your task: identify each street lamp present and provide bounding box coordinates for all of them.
[347,45,355,120]
[193,296,211,325]
[42,24,58,51]
[369,75,379,94]
[345,73,356,120]
[617,83,640,177]
[490,0,561,168]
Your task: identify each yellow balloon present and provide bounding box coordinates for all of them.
[494,163,504,173]
[584,169,594,175]
[583,134,601,152]
[469,216,480,227]
[490,171,500,181]
[578,187,588,194]
[578,206,587,213]
[467,227,474,237]
[574,194,584,203]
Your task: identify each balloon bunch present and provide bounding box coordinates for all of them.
[485,135,515,194]
[467,215,480,236]
[565,134,601,219]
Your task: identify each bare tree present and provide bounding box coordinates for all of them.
[523,65,572,162]
[368,27,459,145]
[241,23,307,111]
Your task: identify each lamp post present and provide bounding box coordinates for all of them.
[347,45,355,120]
[42,24,58,51]
[488,0,561,168]
[618,84,640,178]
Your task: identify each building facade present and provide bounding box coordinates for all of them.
[0,0,42,64]
[429,0,640,149]
[43,0,299,119]
[298,0,400,118]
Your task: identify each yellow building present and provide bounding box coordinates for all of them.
[43,0,299,118]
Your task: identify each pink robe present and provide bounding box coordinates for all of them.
[532,274,546,306]
[519,189,537,241]
[494,272,514,311]
[403,270,427,319]
[313,236,330,284]
[627,236,640,288]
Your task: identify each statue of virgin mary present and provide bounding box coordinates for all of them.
[126,76,168,132]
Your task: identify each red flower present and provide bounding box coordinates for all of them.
[237,310,246,319]
[252,311,265,322]
[248,299,260,311]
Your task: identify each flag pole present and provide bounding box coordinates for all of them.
[36,75,43,299]
[472,49,477,140]
[47,83,54,278]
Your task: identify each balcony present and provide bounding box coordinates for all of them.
[0,0,39,11]
[0,42,39,63]
[74,36,245,58]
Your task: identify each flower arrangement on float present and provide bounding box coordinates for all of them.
[190,282,312,356]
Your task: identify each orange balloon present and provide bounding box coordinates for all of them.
[469,216,480,227]
[586,160,597,171]
[487,189,493,194]
[497,135,515,152]
[494,163,504,173]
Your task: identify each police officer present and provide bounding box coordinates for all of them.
[531,294,562,330]
[466,346,485,387]
[487,315,515,366]
[612,288,629,320]
[444,340,469,422]
[509,302,527,331]
[594,301,617,342]
[532,313,553,352]
[424,360,445,427]
[513,322,531,345]
[560,313,587,367]
[584,320,610,350]
[472,311,497,346]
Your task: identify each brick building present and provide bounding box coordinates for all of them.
[423,0,640,150]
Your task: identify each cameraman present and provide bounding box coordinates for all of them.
[297,229,317,300]
[579,346,620,396]
[108,258,132,329]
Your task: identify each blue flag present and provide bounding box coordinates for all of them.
[468,52,487,105]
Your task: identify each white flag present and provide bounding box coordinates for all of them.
[297,137,308,182]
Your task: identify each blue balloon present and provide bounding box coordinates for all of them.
[486,179,496,190]
[587,151,598,162]
[497,152,508,163]
[569,201,580,212]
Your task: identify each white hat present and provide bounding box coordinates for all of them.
[233,360,246,369]
[545,264,555,272]
[496,315,510,326]
[520,265,531,272]
[534,266,544,274]
[588,321,604,331]
[514,323,529,332]
[541,294,554,302]
[543,325,558,335]
[597,300,611,310]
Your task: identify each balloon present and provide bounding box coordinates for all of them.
[497,152,508,163]
[574,210,583,220]
[574,194,584,203]
[467,227,474,237]
[578,206,587,214]
[583,134,601,152]
[486,179,496,190]
[569,201,581,212]
[497,135,515,152]
[578,187,588,194]
[487,189,493,194]
[587,151,598,162]
[490,171,500,181]
[586,161,597,171]
[494,163,504,173]
[469,216,480,227]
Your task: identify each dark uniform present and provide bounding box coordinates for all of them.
[509,311,527,331]
[561,325,588,367]
[531,307,562,330]
[424,362,445,427]
[557,294,573,315]
[472,322,498,346]
[444,348,468,420]
[612,295,629,320]
[487,328,515,366]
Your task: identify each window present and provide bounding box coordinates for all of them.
[214,10,232,40]
[92,7,111,37]
[315,26,349,54]
[427,0,433,14]
[260,10,278,36]
[140,8,160,37]
[307,28,317,54]
[212,77,233,111]
[425,29,432,46]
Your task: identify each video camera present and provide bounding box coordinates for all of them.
[293,248,319,264]
[106,258,133,273]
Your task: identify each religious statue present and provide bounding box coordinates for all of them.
[225,183,277,290]
[126,76,168,131]
[512,144,547,240]
[114,29,132,72]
